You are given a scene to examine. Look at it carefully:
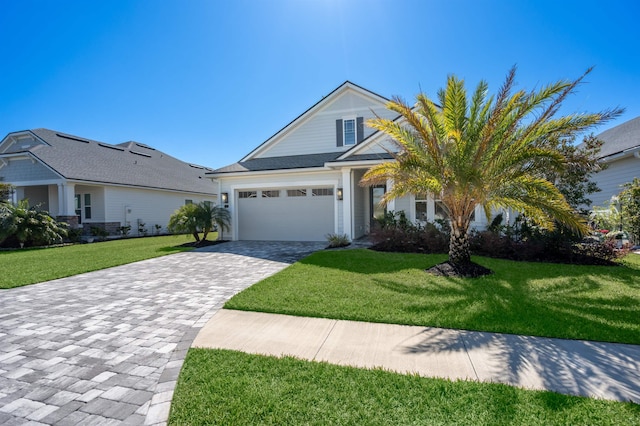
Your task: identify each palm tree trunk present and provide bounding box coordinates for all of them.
[449,221,471,266]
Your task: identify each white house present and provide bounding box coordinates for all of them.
[207,81,489,241]
[0,128,216,235]
[591,116,640,207]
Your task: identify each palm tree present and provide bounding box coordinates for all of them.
[361,67,621,276]
[167,203,202,242]
[197,202,231,241]
[167,202,231,243]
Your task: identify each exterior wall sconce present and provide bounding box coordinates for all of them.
[221,192,229,205]
[337,188,343,201]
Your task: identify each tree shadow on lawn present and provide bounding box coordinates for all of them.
[371,262,640,344]
[297,251,640,401]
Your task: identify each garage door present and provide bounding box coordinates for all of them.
[237,187,335,241]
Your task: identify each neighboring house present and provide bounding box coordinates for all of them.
[590,116,640,207]
[0,128,216,235]
[207,81,489,241]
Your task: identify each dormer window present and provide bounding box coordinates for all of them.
[343,119,356,146]
[336,117,364,147]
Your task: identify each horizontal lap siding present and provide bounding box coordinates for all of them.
[259,93,395,158]
[591,157,639,207]
[104,186,216,232]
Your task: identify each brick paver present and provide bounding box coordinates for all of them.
[0,241,325,425]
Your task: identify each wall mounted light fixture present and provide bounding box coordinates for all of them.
[337,188,343,201]
[221,192,229,205]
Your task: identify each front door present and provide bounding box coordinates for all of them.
[370,185,386,230]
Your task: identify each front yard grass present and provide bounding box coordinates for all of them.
[226,249,640,345]
[169,349,640,425]
[0,235,198,289]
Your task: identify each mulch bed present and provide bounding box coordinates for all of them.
[426,261,493,278]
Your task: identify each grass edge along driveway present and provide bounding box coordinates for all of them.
[225,249,640,345]
[0,235,197,289]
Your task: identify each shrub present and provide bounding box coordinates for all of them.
[66,228,83,243]
[90,226,109,240]
[0,201,68,248]
[326,233,351,248]
[370,211,448,254]
[372,210,626,266]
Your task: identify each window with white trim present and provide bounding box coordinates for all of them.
[261,190,280,198]
[343,119,356,146]
[238,191,257,199]
[415,193,428,222]
[84,194,92,219]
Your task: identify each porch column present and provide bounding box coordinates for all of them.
[386,179,395,211]
[57,182,76,216]
[341,168,353,240]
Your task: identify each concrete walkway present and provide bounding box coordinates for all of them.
[0,241,326,425]
[194,309,640,404]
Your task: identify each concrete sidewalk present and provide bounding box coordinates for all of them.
[193,309,640,404]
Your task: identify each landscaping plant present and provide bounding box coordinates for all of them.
[167,202,230,243]
[360,67,621,277]
[0,200,68,248]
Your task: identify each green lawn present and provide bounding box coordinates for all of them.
[169,349,640,426]
[226,249,640,345]
[0,235,198,289]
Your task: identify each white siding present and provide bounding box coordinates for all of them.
[103,186,215,233]
[258,91,397,158]
[591,156,640,207]
[350,137,400,155]
[76,185,105,222]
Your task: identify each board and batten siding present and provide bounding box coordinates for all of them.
[103,186,215,232]
[258,92,397,158]
[591,156,640,207]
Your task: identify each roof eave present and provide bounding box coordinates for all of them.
[206,165,332,179]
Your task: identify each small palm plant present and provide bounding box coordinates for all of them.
[167,202,230,243]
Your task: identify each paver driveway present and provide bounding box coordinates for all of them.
[0,241,325,425]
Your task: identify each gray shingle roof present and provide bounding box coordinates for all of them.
[597,116,640,159]
[2,129,215,194]
[211,153,341,174]
[209,152,393,175]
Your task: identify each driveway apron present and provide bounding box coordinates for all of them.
[0,241,325,425]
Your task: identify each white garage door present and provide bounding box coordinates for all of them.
[237,188,335,241]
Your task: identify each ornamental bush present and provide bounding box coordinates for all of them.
[0,200,68,248]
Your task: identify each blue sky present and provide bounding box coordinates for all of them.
[1,0,638,169]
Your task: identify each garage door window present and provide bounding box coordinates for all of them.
[262,190,280,198]
[287,189,307,197]
[239,191,257,199]
[312,188,334,196]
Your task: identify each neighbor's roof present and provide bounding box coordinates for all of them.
[0,128,215,194]
[597,116,640,159]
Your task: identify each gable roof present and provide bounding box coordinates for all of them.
[597,116,640,160]
[239,81,390,162]
[0,129,215,194]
